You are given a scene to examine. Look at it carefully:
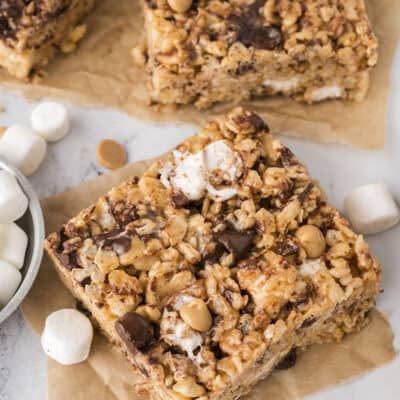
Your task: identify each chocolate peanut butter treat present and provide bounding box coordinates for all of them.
[45,108,381,400]
[142,0,378,108]
[0,0,95,79]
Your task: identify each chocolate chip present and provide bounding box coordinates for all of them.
[62,237,83,254]
[110,201,138,226]
[146,0,158,9]
[241,25,283,50]
[203,241,225,264]
[298,182,314,204]
[216,229,255,260]
[55,251,78,271]
[247,113,270,132]
[275,348,297,370]
[172,192,189,208]
[276,147,298,167]
[93,230,132,253]
[275,239,299,256]
[300,316,316,329]
[75,300,92,318]
[115,312,154,352]
[259,197,273,210]
[230,61,255,77]
[79,276,92,287]
[229,0,283,51]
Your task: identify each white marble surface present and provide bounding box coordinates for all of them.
[0,51,400,398]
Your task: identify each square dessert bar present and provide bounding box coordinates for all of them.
[0,0,96,79]
[143,0,378,108]
[45,108,381,400]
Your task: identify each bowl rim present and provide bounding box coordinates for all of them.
[0,157,45,325]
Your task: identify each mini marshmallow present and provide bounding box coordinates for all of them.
[206,183,237,202]
[344,183,400,235]
[203,140,243,181]
[310,85,343,102]
[263,77,299,93]
[41,309,94,365]
[0,125,47,176]
[0,223,28,269]
[170,151,207,200]
[0,171,29,224]
[0,260,22,307]
[31,101,70,142]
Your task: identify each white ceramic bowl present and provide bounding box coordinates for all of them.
[0,157,45,324]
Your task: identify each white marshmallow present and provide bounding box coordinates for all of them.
[31,101,70,142]
[263,77,299,92]
[310,85,343,102]
[203,140,243,181]
[0,223,28,269]
[344,183,400,235]
[41,309,94,365]
[161,141,244,202]
[0,260,22,307]
[0,125,47,176]
[299,258,324,277]
[0,171,29,224]
[206,183,238,202]
[170,150,207,201]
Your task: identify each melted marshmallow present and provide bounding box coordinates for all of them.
[299,259,324,276]
[263,77,299,92]
[310,85,343,102]
[160,141,243,202]
[165,320,203,359]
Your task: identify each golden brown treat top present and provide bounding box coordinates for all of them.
[46,108,381,396]
[144,0,377,77]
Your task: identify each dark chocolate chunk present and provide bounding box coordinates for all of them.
[79,276,92,287]
[75,300,92,318]
[247,112,270,132]
[298,182,314,204]
[229,0,283,51]
[216,229,255,260]
[230,61,255,77]
[93,230,132,254]
[276,147,299,167]
[239,24,283,50]
[110,201,138,226]
[275,239,299,256]
[203,241,225,264]
[55,251,78,271]
[172,192,189,208]
[275,348,297,370]
[300,316,316,328]
[115,312,154,352]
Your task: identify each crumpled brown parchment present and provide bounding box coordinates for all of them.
[20,158,395,400]
[0,0,399,149]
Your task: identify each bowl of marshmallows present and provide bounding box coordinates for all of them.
[0,101,70,324]
[0,159,44,324]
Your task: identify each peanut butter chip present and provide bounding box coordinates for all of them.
[167,0,192,13]
[180,299,212,332]
[296,225,326,259]
[0,127,6,136]
[96,139,127,170]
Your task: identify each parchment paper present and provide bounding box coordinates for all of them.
[21,158,395,400]
[0,0,399,149]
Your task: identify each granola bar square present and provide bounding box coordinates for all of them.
[0,0,96,79]
[142,0,378,108]
[45,108,381,400]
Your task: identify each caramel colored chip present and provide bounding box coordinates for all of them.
[96,139,127,170]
